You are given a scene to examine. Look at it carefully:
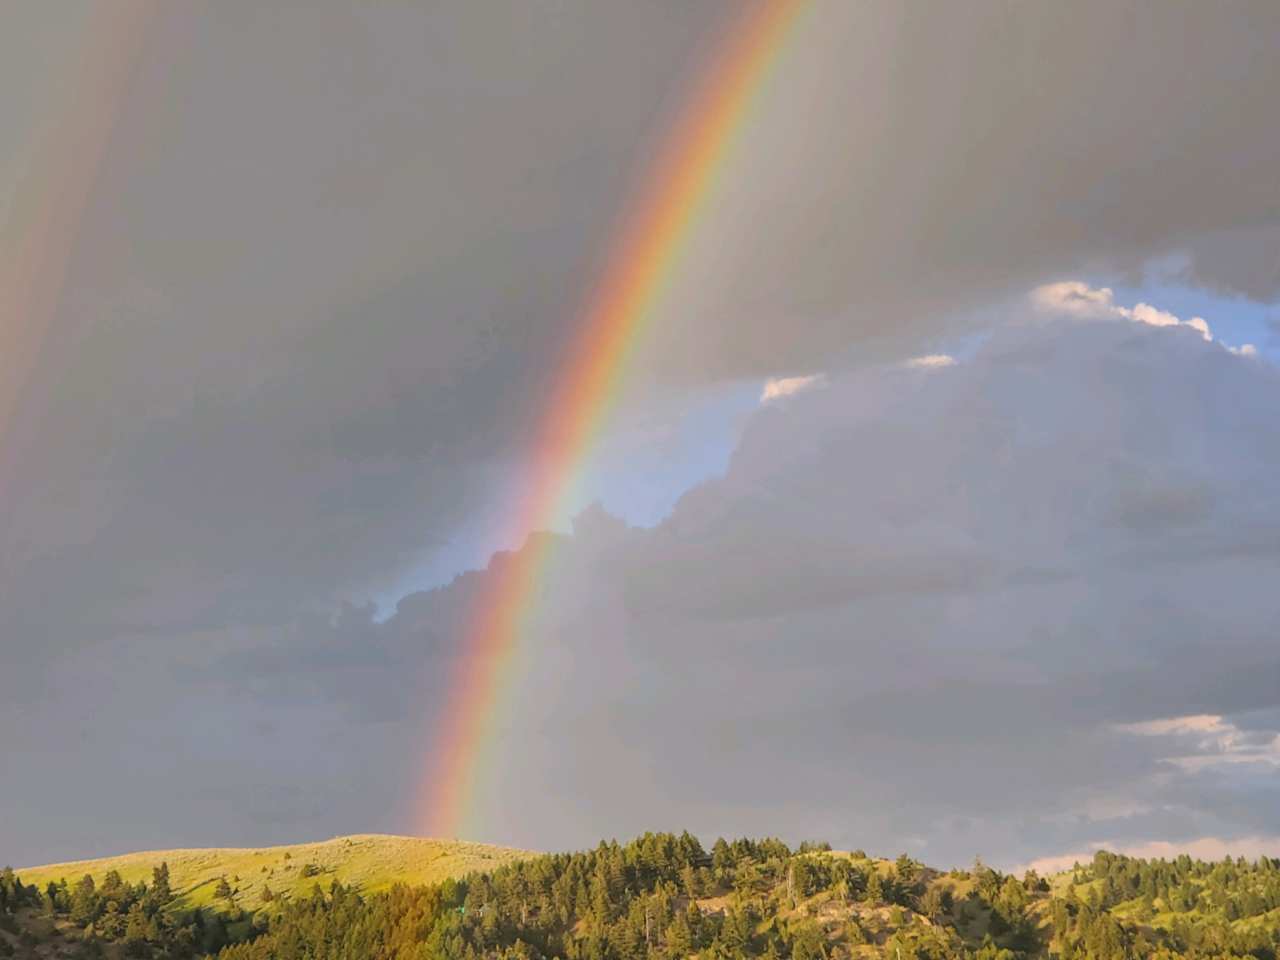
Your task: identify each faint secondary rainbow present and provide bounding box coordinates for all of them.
[418,0,810,839]
[0,1,155,486]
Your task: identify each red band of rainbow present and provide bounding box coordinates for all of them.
[418,0,810,840]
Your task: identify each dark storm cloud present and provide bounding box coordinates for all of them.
[5,1,1280,866]
[12,313,1271,868]
[0,2,731,658]
[641,0,1280,378]
[6,0,1280,647]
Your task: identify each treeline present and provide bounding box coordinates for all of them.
[212,834,1044,960]
[215,833,944,960]
[213,842,1280,960]
[1069,850,1280,922]
[0,868,41,956]
[0,867,39,917]
[5,840,1280,960]
[0,862,252,958]
[1050,851,1280,960]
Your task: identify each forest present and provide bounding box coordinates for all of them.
[4,836,1280,960]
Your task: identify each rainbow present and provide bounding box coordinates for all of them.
[0,1,155,483]
[418,0,810,839]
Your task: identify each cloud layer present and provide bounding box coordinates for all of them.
[4,2,1280,866]
[10,310,1277,868]
[463,315,1280,867]
[5,1,1279,658]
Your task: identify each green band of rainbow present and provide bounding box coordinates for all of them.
[418,0,810,839]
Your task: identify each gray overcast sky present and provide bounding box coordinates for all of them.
[2,1,1279,869]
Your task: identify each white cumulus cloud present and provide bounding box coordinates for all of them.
[760,373,825,403]
[905,354,957,369]
[1117,713,1280,772]
[1032,281,1214,342]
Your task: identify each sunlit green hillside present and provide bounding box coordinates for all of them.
[17,833,532,913]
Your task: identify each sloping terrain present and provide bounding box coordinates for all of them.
[16,833,532,913]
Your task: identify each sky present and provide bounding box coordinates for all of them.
[2,1,1280,871]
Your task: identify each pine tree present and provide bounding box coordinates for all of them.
[720,907,751,957]
[123,901,150,956]
[684,903,704,950]
[70,875,98,926]
[97,901,126,940]
[920,884,946,920]
[895,854,919,887]
[0,868,17,914]
[866,870,885,904]
[100,870,125,902]
[666,911,693,958]
[151,863,171,905]
[712,840,732,873]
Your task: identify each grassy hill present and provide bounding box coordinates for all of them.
[16,833,532,914]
